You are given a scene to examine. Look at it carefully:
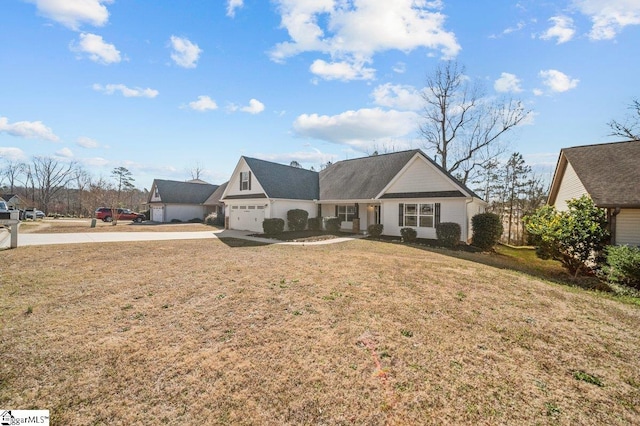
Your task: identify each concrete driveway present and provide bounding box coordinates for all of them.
[2,228,363,248]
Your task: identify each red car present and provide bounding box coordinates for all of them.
[95,207,145,223]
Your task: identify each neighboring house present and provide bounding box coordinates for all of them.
[203,181,228,221]
[0,194,28,210]
[147,179,220,222]
[221,150,486,242]
[548,140,640,246]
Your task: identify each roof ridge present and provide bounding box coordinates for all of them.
[563,139,640,150]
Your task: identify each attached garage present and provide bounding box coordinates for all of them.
[229,204,265,232]
[151,206,164,222]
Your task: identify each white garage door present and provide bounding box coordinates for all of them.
[230,205,265,232]
[151,207,164,222]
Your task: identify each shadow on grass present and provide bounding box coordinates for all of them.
[369,237,612,293]
[215,237,271,248]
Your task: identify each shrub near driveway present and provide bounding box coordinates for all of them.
[1,240,639,424]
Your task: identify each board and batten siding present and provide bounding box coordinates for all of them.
[616,209,640,246]
[554,161,588,211]
[385,157,458,193]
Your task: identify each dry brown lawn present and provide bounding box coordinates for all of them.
[1,235,639,425]
[18,218,213,234]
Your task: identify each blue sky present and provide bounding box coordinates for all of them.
[1,0,639,189]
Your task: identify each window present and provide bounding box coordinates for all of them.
[337,205,356,222]
[400,203,438,228]
[240,171,251,191]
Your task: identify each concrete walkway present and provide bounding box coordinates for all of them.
[4,228,364,248]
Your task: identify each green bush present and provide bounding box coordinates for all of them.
[471,213,503,250]
[603,245,640,289]
[325,217,341,233]
[367,224,384,237]
[400,227,417,242]
[262,218,285,235]
[307,217,321,231]
[287,209,309,231]
[524,196,608,276]
[170,218,182,223]
[436,222,461,248]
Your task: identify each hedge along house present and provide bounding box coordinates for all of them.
[548,140,640,246]
[147,179,220,223]
[222,150,487,242]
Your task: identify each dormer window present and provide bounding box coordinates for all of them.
[240,171,251,191]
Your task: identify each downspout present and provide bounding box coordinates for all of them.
[609,207,621,245]
[465,197,474,243]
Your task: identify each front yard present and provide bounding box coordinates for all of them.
[1,238,639,424]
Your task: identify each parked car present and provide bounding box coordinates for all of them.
[95,207,145,223]
[0,200,8,213]
[24,208,45,219]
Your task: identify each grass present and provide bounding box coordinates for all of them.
[1,225,639,424]
[18,218,215,234]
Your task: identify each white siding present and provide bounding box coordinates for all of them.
[554,162,588,211]
[466,199,486,243]
[385,157,459,194]
[270,200,317,230]
[224,158,266,198]
[165,204,206,222]
[381,199,468,240]
[616,209,640,246]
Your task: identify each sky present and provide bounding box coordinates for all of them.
[1,0,639,190]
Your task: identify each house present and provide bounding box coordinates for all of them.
[0,194,28,210]
[221,150,486,242]
[548,140,640,246]
[147,179,220,222]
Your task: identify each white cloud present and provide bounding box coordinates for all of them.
[573,0,640,40]
[0,147,26,161]
[539,69,579,93]
[241,99,265,114]
[310,59,375,81]
[93,83,159,98]
[227,0,243,17]
[255,148,334,166]
[188,95,218,111]
[82,157,110,167]
[540,16,575,44]
[392,62,406,74]
[371,83,423,111]
[270,0,459,81]
[0,116,60,141]
[28,0,111,30]
[292,108,418,151]
[494,72,523,93]
[77,136,99,148]
[56,147,74,158]
[169,36,202,68]
[533,88,544,96]
[70,33,121,64]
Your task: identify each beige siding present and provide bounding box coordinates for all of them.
[385,157,458,194]
[554,162,588,211]
[616,209,640,246]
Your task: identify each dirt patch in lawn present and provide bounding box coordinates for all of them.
[1,239,639,424]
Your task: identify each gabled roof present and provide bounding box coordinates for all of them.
[549,140,640,208]
[319,149,481,200]
[243,157,319,200]
[150,179,218,204]
[204,181,228,205]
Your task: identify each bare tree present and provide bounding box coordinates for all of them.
[1,160,26,193]
[419,61,530,185]
[608,98,640,140]
[189,162,205,180]
[31,156,77,214]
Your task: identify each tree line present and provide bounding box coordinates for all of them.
[0,157,147,217]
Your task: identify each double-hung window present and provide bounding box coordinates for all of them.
[399,203,438,228]
[240,171,250,191]
[337,205,356,222]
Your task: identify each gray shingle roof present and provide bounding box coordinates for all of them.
[204,181,228,205]
[150,179,218,204]
[243,157,319,200]
[560,140,640,207]
[319,149,480,200]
